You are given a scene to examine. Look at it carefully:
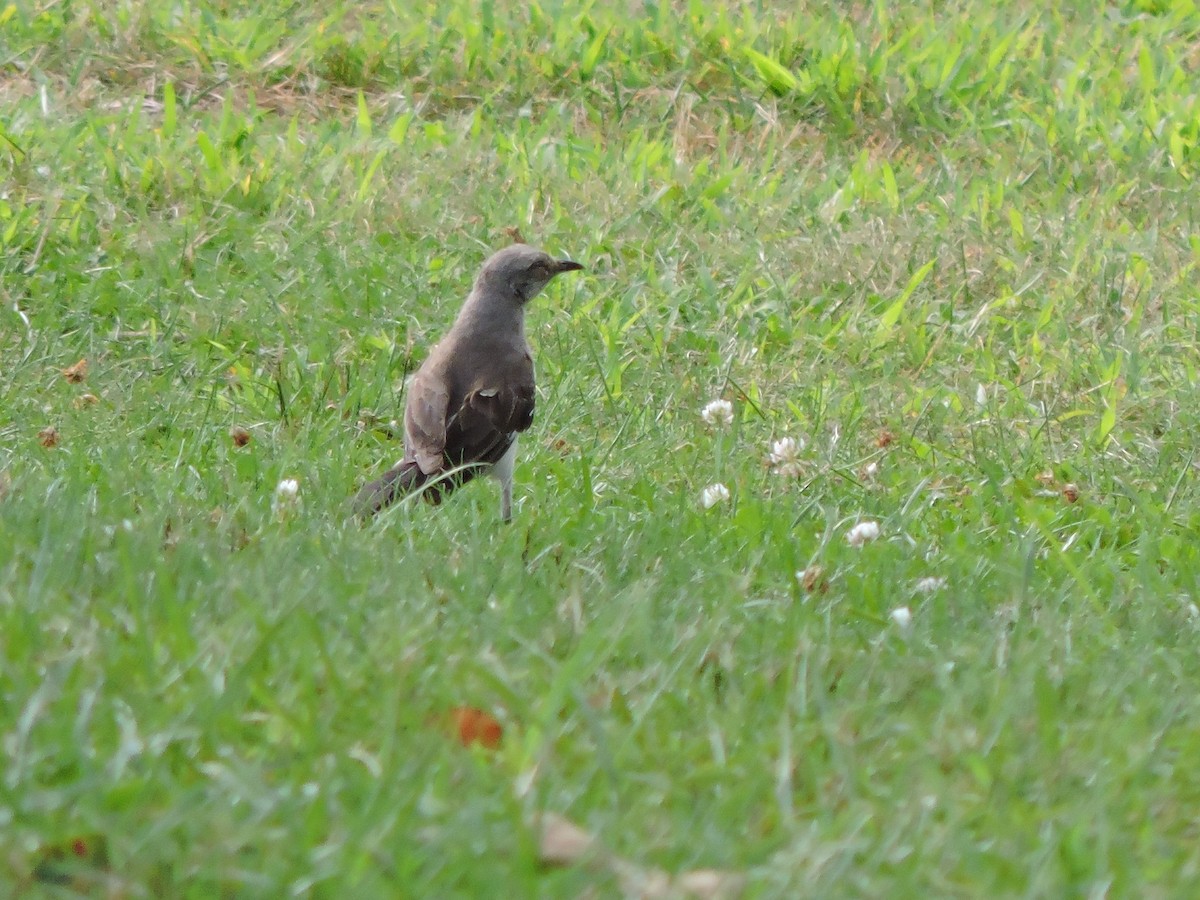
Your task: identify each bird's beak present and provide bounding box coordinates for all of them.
[553,259,585,273]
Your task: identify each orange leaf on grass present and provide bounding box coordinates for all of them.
[451,706,502,749]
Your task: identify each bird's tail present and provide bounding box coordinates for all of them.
[353,460,427,519]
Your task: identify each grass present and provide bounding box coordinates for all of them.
[3,0,1200,895]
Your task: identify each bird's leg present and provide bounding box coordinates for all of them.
[500,478,512,523]
[492,438,518,523]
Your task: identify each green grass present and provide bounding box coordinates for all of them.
[4,0,1200,895]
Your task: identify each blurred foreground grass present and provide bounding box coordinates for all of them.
[3,0,1200,895]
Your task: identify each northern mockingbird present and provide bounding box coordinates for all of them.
[354,244,584,522]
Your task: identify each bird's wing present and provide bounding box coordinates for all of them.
[409,345,535,472]
[434,383,534,470]
[434,384,532,468]
[405,366,451,475]
[464,383,536,434]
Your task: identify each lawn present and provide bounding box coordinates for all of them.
[3,0,1200,896]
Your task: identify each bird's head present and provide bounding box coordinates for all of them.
[479,244,584,304]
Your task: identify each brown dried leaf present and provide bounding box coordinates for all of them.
[33,833,110,886]
[612,858,673,898]
[1062,483,1080,503]
[73,392,99,410]
[230,426,251,448]
[536,813,600,868]
[531,813,745,899]
[502,225,527,244]
[875,429,895,448]
[38,426,59,448]
[799,564,828,594]
[676,869,747,899]
[62,358,88,383]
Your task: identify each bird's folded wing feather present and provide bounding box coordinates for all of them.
[405,368,451,474]
[465,384,536,434]
[434,385,534,469]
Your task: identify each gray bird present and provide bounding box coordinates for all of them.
[354,244,584,522]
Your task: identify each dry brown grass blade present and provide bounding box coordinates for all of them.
[533,812,745,898]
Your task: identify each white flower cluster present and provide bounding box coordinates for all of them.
[272,478,301,517]
[700,483,730,509]
[845,520,880,547]
[767,437,805,478]
[700,399,734,428]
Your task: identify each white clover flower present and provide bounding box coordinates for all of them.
[767,436,805,477]
[699,483,731,509]
[914,576,947,594]
[845,520,880,547]
[272,478,301,516]
[700,399,734,428]
[889,606,913,629]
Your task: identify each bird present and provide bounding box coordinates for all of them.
[354,243,584,522]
